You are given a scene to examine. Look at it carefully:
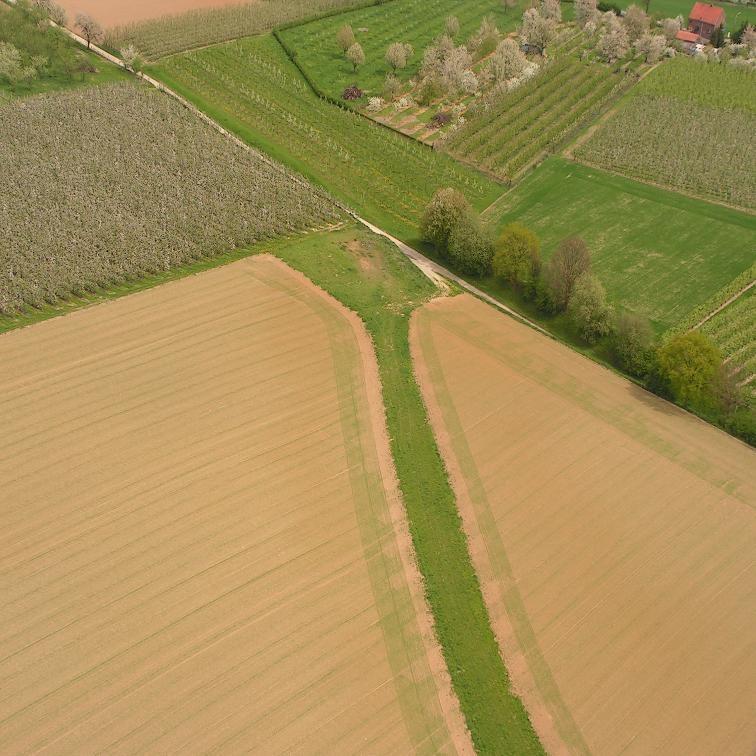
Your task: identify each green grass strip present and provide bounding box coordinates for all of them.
[268,227,544,755]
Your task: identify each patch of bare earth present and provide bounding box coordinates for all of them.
[0,256,467,754]
[56,0,255,28]
[411,294,756,756]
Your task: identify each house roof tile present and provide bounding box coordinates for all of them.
[689,3,725,26]
[676,29,701,42]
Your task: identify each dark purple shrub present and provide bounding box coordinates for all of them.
[342,85,363,100]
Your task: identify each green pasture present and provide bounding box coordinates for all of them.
[487,158,756,330]
[278,0,529,103]
[0,3,128,99]
[149,34,502,243]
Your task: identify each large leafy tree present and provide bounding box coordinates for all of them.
[656,331,722,411]
[492,223,540,292]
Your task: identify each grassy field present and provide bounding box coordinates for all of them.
[149,34,503,242]
[701,286,756,392]
[0,253,463,753]
[0,81,338,315]
[278,0,528,103]
[575,58,756,210]
[0,2,128,99]
[446,40,629,181]
[412,293,756,756]
[487,158,756,330]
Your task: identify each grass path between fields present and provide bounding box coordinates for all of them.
[268,228,545,755]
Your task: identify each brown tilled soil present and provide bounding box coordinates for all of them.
[411,294,756,756]
[56,0,254,28]
[0,256,464,755]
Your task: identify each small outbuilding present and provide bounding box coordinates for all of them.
[675,28,703,52]
[687,2,725,41]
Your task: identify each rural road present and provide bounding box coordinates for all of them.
[355,218,551,336]
[8,0,549,338]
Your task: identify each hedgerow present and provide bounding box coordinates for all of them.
[0,82,340,315]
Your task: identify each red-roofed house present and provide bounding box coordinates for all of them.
[675,28,703,52]
[687,3,725,41]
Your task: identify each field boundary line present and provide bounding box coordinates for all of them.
[692,280,756,331]
[410,301,589,755]
[250,255,475,755]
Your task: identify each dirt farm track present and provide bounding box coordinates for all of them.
[412,295,756,756]
[0,256,466,754]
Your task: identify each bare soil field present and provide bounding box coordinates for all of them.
[57,0,252,28]
[411,294,756,756]
[0,256,466,754]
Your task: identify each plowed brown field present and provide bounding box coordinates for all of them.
[56,0,251,27]
[0,256,467,754]
[411,294,756,756]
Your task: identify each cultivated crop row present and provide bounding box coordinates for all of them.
[0,82,340,315]
[635,56,756,113]
[105,0,383,60]
[446,58,624,180]
[701,288,756,389]
[151,35,501,240]
[576,95,755,209]
[576,58,756,209]
[669,263,756,336]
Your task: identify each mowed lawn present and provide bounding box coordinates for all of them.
[279,0,528,102]
[0,255,459,754]
[488,158,756,330]
[149,34,502,243]
[412,293,756,756]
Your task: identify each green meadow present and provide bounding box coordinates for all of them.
[487,158,756,330]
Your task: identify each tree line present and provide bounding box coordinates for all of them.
[420,187,754,444]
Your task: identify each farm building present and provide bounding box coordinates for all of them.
[675,28,704,52]
[687,2,725,41]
